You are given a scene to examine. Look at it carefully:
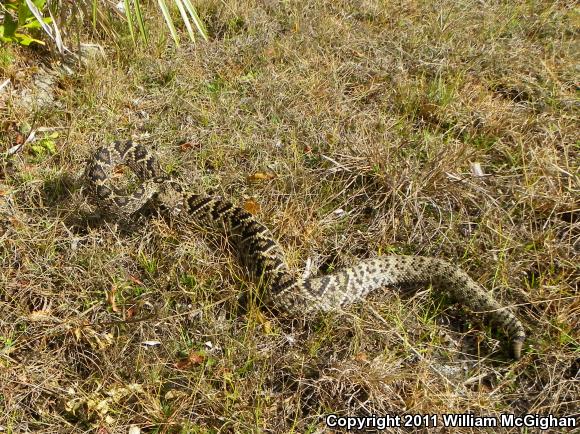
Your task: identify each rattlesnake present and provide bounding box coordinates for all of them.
[85,140,526,359]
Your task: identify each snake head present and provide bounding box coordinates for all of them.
[156,179,185,216]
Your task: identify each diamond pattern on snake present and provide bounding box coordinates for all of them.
[85,140,526,359]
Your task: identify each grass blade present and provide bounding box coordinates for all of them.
[92,0,97,30]
[173,0,195,42]
[124,0,136,45]
[23,0,53,39]
[182,0,208,41]
[46,5,65,54]
[132,0,148,43]
[157,0,179,46]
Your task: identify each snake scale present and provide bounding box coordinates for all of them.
[85,141,526,359]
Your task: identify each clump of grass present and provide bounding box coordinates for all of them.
[1,0,578,432]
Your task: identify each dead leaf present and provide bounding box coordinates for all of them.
[106,285,118,313]
[128,275,144,286]
[141,340,161,347]
[113,166,127,176]
[470,161,486,177]
[164,390,187,400]
[243,198,261,215]
[262,320,273,334]
[28,310,53,321]
[246,172,276,183]
[253,309,274,334]
[180,141,197,152]
[354,352,369,362]
[126,305,137,319]
[175,351,205,369]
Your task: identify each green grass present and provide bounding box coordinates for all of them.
[1,0,578,432]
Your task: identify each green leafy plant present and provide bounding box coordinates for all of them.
[122,0,208,46]
[156,0,208,45]
[0,0,53,46]
[1,1,209,49]
[30,132,58,159]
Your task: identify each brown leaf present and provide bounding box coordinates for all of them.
[28,310,53,321]
[246,172,276,183]
[243,198,261,215]
[112,166,127,177]
[128,275,144,286]
[354,352,369,362]
[106,285,118,313]
[175,351,205,369]
[180,141,197,152]
[262,320,273,334]
[126,305,137,319]
[73,327,82,341]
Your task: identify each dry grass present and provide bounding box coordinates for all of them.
[1,0,578,432]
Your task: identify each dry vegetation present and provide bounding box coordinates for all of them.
[1,0,578,432]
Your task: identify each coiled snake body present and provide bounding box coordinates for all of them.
[85,141,526,359]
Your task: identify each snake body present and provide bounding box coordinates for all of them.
[85,141,526,359]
